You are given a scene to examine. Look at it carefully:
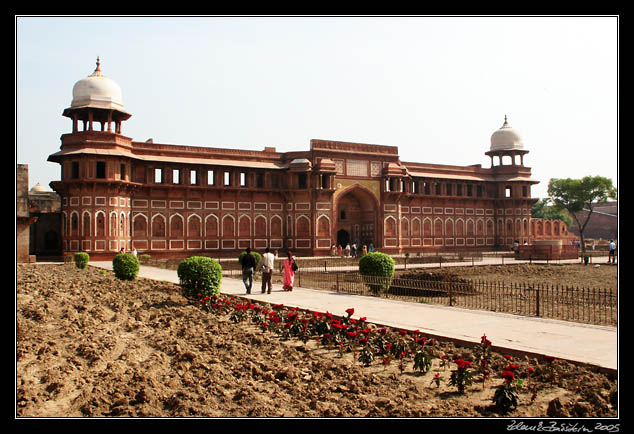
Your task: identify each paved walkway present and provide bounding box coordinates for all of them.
[92,260,618,372]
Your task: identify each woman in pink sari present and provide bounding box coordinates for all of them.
[281,250,297,291]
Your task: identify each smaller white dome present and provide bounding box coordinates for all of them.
[490,116,524,151]
[70,58,125,112]
[30,183,47,193]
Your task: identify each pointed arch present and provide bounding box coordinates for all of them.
[205,214,219,238]
[133,213,148,237]
[170,213,184,237]
[152,213,166,238]
[188,213,202,237]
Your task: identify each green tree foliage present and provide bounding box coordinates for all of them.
[531,198,572,227]
[547,176,617,251]
[74,252,90,269]
[358,252,395,294]
[112,253,140,281]
[177,256,223,299]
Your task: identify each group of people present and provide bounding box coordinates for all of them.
[240,247,298,294]
[330,242,374,258]
[118,247,138,257]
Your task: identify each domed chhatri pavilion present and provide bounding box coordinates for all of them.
[48,59,573,259]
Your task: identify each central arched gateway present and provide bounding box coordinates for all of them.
[333,184,379,248]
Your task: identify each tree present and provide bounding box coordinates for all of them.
[531,198,572,227]
[547,176,617,252]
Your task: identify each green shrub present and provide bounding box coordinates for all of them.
[177,256,223,299]
[358,252,395,294]
[112,253,140,281]
[238,250,261,269]
[74,252,90,269]
[139,254,151,265]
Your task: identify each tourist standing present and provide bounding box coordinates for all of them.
[344,243,351,257]
[608,240,616,264]
[241,247,256,294]
[281,250,297,291]
[261,247,275,294]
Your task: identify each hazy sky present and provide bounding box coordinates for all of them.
[16,15,618,199]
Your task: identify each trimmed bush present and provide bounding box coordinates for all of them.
[74,252,90,269]
[358,251,395,294]
[112,253,140,281]
[238,251,261,269]
[139,254,151,265]
[177,256,223,299]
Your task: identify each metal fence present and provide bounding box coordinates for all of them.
[297,271,617,326]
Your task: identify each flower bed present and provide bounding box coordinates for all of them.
[193,291,617,416]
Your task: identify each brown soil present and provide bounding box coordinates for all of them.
[398,263,617,290]
[16,264,617,418]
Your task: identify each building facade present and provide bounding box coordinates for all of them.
[48,59,572,259]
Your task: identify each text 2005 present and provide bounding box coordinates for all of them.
[595,424,619,433]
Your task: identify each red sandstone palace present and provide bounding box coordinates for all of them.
[47,59,573,259]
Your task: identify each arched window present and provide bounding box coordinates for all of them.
[152,215,166,237]
[133,215,147,237]
[170,215,184,237]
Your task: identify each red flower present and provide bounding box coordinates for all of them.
[377,328,387,335]
[347,331,358,338]
[345,308,355,317]
[332,323,344,330]
[359,317,367,322]
[454,359,472,370]
[502,370,515,382]
[507,363,520,371]
[503,354,512,360]
[416,337,428,345]
[360,328,372,335]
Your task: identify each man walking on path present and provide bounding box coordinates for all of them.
[241,247,256,294]
[261,247,275,294]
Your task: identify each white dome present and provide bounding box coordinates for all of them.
[30,183,47,193]
[490,116,524,151]
[70,58,125,111]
